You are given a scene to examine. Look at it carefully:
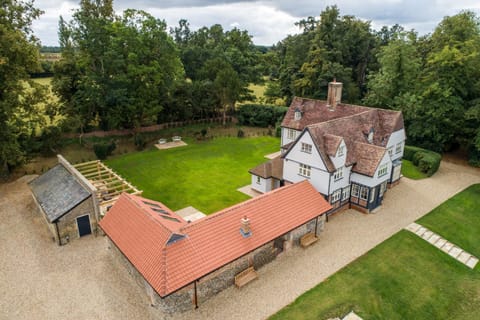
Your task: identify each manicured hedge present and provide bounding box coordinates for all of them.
[237,104,288,128]
[93,141,116,160]
[403,145,441,177]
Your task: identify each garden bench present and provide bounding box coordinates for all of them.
[234,266,258,288]
[172,136,182,142]
[158,138,167,144]
[300,232,318,248]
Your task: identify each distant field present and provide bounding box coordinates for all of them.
[243,80,286,106]
[106,136,279,214]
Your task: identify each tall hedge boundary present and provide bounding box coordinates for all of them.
[403,146,441,177]
[237,104,288,128]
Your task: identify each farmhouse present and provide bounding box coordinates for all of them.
[250,80,406,214]
[100,180,331,313]
[28,155,141,245]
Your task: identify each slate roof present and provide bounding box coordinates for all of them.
[99,181,331,297]
[282,96,404,177]
[248,156,283,180]
[28,164,91,222]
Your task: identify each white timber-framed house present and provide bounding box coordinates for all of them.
[249,80,406,214]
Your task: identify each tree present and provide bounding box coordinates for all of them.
[53,1,184,132]
[0,0,46,176]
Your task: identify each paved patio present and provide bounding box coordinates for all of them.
[175,206,206,222]
[154,141,188,150]
[237,185,263,198]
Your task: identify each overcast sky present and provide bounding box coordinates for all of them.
[32,0,480,46]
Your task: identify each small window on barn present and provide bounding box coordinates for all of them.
[256,176,261,184]
[152,208,170,215]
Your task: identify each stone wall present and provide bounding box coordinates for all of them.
[56,197,97,245]
[107,215,327,314]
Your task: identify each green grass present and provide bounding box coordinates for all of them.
[417,184,480,257]
[106,136,279,214]
[401,159,428,180]
[271,186,480,320]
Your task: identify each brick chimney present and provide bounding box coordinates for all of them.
[327,78,343,110]
[240,215,251,237]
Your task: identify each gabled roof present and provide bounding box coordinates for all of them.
[100,181,331,297]
[28,164,91,222]
[350,143,388,177]
[248,156,283,180]
[281,97,372,130]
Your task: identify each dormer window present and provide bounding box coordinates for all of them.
[294,108,302,121]
[367,128,374,144]
[337,145,344,156]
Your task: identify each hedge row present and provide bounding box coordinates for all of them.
[403,145,441,177]
[236,104,288,128]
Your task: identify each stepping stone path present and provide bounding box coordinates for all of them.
[405,222,479,269]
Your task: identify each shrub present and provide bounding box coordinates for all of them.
[237,104,288,127]
[201,128,208,138]
[93,141,116,160]
[134,133,146,150]
[237,129,245,138]
[404,145,441,177]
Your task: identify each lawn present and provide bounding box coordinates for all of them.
[270,186,480,320]
[106,136,279,214]
[401,159,427,179]
[417,184,480,257]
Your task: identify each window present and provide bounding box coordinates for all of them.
[360,186,368,200]
[333,167,343,181]
[396,142,402,154]
[298,163,311,177]
[256,176,261,184]
[338,145,345,156]
[301,143,312,153]
[342,187,350,200]
[331,190,341,203]
[378,164,388,177]
[388,146,393,157]
[287,129,296,140]
[351,184,359,197]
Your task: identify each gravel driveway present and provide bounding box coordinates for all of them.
[1,161,479,320]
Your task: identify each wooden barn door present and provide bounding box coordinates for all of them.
[77,215,92,237]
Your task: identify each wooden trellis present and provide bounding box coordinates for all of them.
[73,160,142,213]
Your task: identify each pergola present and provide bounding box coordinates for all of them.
[73,160,142,215]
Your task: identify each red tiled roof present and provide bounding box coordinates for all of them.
[100,181,331,297]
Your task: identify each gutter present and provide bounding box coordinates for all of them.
[55,222,62,246]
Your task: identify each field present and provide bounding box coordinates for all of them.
[270,185,480,320]
[106,136,279,213]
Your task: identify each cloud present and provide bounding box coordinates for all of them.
[32,0,480,46]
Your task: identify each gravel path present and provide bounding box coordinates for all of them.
[1,161,479,320]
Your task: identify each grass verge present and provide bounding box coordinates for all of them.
[401,159,428,180]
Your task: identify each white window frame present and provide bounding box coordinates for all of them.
[333,167,343,181]
[337,145,345,156]
[298,163,311,177]
[256,176,261,184]
[351,184,359,197]
[287,129,295,140]
[301,143,312,154]
[342,187,350,200]
[370,188,376,203]
[331,190,341,203]
[378,164,388,178]
[360,186,369,200]
[395,142,402,154]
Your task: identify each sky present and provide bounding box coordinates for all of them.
[32,0,480,46]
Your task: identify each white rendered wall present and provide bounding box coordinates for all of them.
[328,165,352,194]
[386,129,406,162]
[284,131,328,171]
[283,159,331,195]
[251,175,270,193]
[281,127,301,147]
[329,139,347,169]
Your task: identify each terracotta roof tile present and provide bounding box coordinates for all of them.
[100,181,331,297]
[248,156,283,179]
